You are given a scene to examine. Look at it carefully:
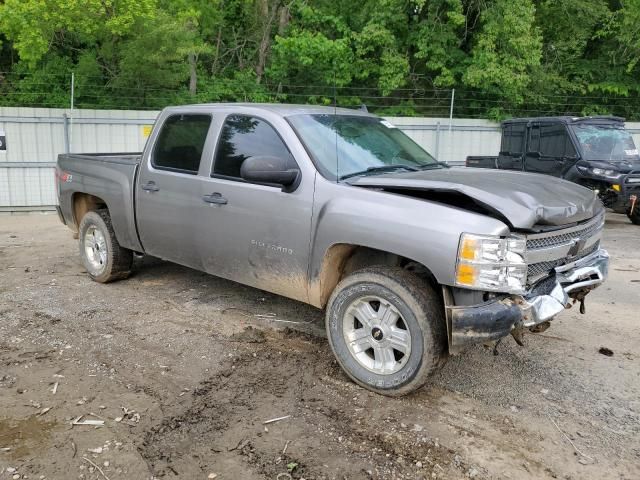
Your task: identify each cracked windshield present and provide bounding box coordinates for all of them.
[572,124,640,162]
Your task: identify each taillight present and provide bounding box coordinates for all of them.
[55,168,72,184]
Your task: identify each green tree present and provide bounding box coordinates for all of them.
[2,0,640,119]
[0,0,157,65]
[463,0,542,102]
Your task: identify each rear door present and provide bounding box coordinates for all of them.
[136,113,214,269]
[195,113,313,302]
[525,123,577,177]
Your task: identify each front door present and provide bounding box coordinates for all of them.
[524,123,576,177]
[196,114,313,302]
[136,113,213,270]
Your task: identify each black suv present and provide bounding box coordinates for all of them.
[467,116,640,225]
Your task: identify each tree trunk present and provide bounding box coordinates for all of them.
[212,26,223,75]
[255,35,270,84]
[278,5,289,35]
[255,0,279,84]
[188,53,197,96]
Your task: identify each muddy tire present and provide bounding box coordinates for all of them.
[78,210,133,283]
[325,266,447,396]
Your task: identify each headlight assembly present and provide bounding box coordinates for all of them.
[455,233,527,294]
[591,167,620,178]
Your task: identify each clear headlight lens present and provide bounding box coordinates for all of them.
[455,233,527,293]
[591,167,619,177]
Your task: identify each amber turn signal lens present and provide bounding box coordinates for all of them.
[456,263,476,285]
[459,237,477,261]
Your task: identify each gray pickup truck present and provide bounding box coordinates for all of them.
[56,104,609,396]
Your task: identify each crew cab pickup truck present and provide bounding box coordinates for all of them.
[56,104,609,396]
[466,116,640,225]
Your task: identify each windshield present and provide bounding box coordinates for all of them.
[571,124,640,162]
[287,114,439,180]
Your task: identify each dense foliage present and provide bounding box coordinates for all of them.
[1,0,640,119]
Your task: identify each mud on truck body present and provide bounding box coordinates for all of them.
[56,104,609,396]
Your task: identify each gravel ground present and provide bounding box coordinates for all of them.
[0,212,638,480]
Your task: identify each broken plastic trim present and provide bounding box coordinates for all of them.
[521,249,609,326]
[444,249,609,353]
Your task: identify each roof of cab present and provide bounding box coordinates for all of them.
[502,115,625,126]
[164,103,374,117]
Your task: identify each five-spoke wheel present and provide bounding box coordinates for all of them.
[326,266,447,396]
[83,225,108,275]
[343,296,412,375]
[78,210,133,283]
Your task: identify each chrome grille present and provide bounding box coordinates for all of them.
[527,242,599,283]
[526,213,604,250]
[525,213,604,284]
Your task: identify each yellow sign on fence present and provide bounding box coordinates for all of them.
[142,125,153,137]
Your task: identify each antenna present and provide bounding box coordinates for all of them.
[333,65,339,183]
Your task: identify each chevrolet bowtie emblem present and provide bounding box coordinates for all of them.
[567,237,586,258]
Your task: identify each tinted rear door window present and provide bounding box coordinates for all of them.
[153,114,212,174]
[502,125,526,155]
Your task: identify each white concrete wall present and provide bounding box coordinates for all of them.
[0,107,157,209]
[385,116,501,164]
[3,107,640,210]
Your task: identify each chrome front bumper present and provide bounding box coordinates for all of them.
[521,249,609,326]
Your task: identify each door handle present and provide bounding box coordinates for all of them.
[141,181,159,192]
[203,192,228,205]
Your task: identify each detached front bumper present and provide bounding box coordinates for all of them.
[445,249,609,353]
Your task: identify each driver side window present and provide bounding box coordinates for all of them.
[212,115,296,179]
[539,124,575,158]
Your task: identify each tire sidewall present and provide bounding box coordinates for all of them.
[327,280,426,392]
[78,212,113,282]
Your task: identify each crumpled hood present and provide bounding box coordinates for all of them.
[348,167,603,229]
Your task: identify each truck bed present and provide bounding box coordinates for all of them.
[466,156,498,168]
[57,152,143,252]
[60,152,142,165]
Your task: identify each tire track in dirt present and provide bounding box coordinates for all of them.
[137,328,463,479]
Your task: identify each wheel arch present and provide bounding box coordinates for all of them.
[72,192,109,230]
[312,243,440,309]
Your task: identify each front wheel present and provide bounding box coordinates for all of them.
[325,267,447,396]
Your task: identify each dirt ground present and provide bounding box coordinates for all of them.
[0,213,638,480]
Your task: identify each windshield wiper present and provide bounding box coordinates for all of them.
[339,164,418,180]
[418,162,450,170]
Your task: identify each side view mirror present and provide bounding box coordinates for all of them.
[240,156,300,188]
[527,151,541,159]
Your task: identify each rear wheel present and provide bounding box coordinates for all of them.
[78,210,133,283]
[325,266,447,396]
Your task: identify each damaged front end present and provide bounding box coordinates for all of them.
[444,213,609,353]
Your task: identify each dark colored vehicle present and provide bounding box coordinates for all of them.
[466,116,640,225]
